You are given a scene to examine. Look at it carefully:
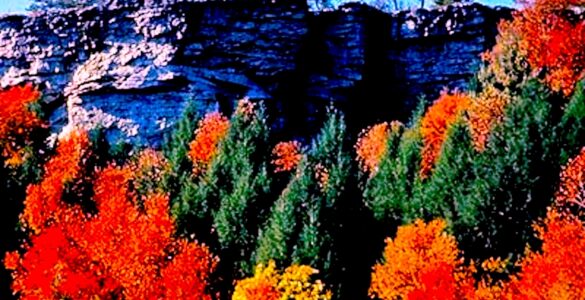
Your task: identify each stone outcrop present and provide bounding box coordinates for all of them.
[0,0,512,145]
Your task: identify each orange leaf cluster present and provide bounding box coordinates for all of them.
[468,86,510,151]
[129,148,170,194]
[236,97,256,119]
[315,163,329,191]
[420,92,471,178]
[272,141,302,173]
[188,111,230,175]
[369,219,475,300]
[514,0,585,95]
[504,210,585,299]
[0,84,44,167]
[6,130,217,299]
[355,122,390,174]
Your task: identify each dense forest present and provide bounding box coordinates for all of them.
[2,0,585,299]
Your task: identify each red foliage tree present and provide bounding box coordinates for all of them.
[5,129,217,299]
[21,129,90,234]
[513,0,585,95]
[504,210,585,299]
[188,111,230,175]
[0,84,45,167]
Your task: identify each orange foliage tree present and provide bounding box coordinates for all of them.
[5,129,217,299]
[355,122,390,174]
[0,84,45,167]
[369,219,475,300]
[271,141,302,173]
[188,111,230,175]
[513,0,585,95]
[420,92,471,178]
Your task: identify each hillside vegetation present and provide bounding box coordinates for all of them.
[2,0,585,298]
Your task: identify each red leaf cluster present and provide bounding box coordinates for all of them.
[272,141,302,173]
[514,0,585,95]
[188,111,230,175]
[505,210,585,299]
[0,84,45,167]
[6,129,217,299]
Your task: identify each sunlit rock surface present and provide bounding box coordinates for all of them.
[0,0,512,145]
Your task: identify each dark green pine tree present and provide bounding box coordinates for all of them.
[409,118,479,226]
[163,100,201,213]
[559,81,585,164]
[363,99,424,222]
[254,108,350,279]
[456,80,560,258]
[170,100,271,278]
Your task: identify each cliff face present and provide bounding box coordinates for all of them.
[0,0,512,145]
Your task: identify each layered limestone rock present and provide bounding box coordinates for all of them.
[0,0,512,145]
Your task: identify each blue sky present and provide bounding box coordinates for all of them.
[0,0,515,14]
[0,0,31,13]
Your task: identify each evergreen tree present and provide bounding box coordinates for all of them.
[363,99,425,222]
[170,100,271,279]
[254,108,350,281]
[559,81,585,163]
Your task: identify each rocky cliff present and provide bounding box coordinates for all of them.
[0,0,512,145]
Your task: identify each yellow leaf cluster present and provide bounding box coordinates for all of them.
[233,260,331,300]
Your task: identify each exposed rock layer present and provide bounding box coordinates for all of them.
[0,0,512,144]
